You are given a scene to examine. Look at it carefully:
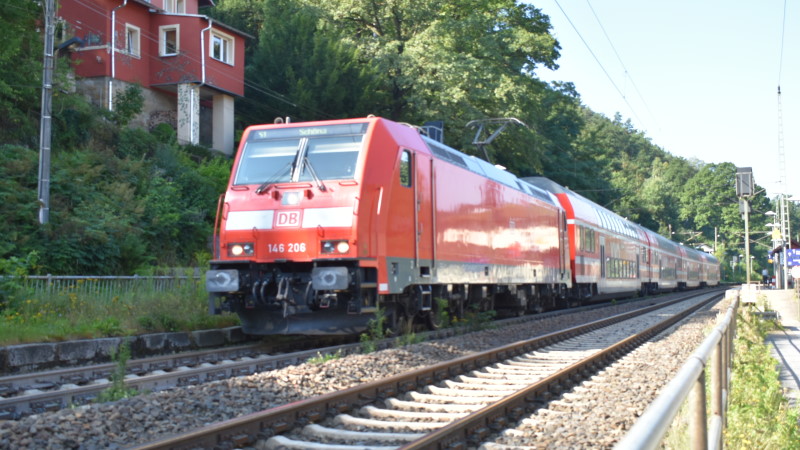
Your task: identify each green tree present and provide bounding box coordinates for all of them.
[224,0,388,123]
[0,0,43,146]
[678,162,770,265]
[637,156,696,234]
[312,0,560,121]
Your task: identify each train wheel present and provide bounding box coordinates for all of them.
[423,298,447,330]
[383,303,399,336]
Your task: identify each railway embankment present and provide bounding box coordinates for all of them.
[0,327,248,374]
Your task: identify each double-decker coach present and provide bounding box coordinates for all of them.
[526,177,720,298]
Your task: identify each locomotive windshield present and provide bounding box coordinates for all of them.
[234,122,368,186]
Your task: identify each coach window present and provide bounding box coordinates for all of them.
[400,150,412,187]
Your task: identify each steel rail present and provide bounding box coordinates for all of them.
[0,340,358,420]
[0,292,666,421]
[403,292,722,449]
[133,290,722,450]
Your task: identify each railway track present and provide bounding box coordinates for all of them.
[134,290,722,449]
[0,293,672,422]
[0,338,357,420]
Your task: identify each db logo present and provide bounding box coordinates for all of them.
[275,211,301,227]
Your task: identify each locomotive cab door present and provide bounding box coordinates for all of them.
[414,152,435,278]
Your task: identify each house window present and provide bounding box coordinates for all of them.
[210,30,234,65]
[160,25,179,56]
[164,0,185,13]
[125,24,140,56]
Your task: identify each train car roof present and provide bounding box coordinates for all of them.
[257,117,558,207]
[524,176,718,261]
[419,135,557,207]
[523,176,646,242]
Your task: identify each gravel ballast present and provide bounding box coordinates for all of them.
[0,297,727,449]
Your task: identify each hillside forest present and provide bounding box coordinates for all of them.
[0,0,787,281]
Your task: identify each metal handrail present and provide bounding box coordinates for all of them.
[1,274,202,301]
[615,290,739,450]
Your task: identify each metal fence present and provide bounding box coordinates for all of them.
[1,274,203,301]
[615,290,739,450]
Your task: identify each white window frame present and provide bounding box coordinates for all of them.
[125,24,141,57]
[164,0,186,14]
[159,24,180,56]
[210,29,235,65]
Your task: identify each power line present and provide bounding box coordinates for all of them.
[778,0,788,85]
[585,0,659,132]
[552,0,646,129]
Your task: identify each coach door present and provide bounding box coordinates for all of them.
[600,237,606,278]
[414,152,435,277]
[559,211,568,279]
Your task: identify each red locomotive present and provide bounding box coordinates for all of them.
[206,117,719,335]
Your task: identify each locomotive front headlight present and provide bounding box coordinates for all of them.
[321,240,350,254]
[282,191,301,206]
[336,241,350,254]
[228,242,254,257]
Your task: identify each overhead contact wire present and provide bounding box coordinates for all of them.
[552,0,646,129]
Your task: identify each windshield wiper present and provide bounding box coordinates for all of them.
[303,157,327,192]
[255,163,291,195]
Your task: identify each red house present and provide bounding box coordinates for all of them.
[57,0,250,154]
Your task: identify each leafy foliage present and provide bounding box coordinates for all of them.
[96,341,139,403]
[360,305,388,353]
[726,309,800,448]
[0,0,43,147]
[215,0,388,123]
[1,0,781,281]
[0,96,231,274]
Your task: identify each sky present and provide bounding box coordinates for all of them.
[527,0,799,200]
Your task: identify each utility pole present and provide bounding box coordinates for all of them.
[38,0,56,224]
[777,86,791,289]
[736,167,755,285]
[744,201,751,285]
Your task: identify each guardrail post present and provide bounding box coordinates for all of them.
[691,369,708,450]
[709,342,723,449]
[725,315,731,403]
[46,273,53,296]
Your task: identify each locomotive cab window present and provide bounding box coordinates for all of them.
[400,150,412,187]
[234,123,367,186]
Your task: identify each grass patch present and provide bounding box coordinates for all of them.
[96,340,139,403]
[306,349,343,365]
[458,307,497,332]
[653,300,800,449]
[0,276,239,345]
[359,305,387,354]
[395,316,423,347]
[724,307,800,449]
